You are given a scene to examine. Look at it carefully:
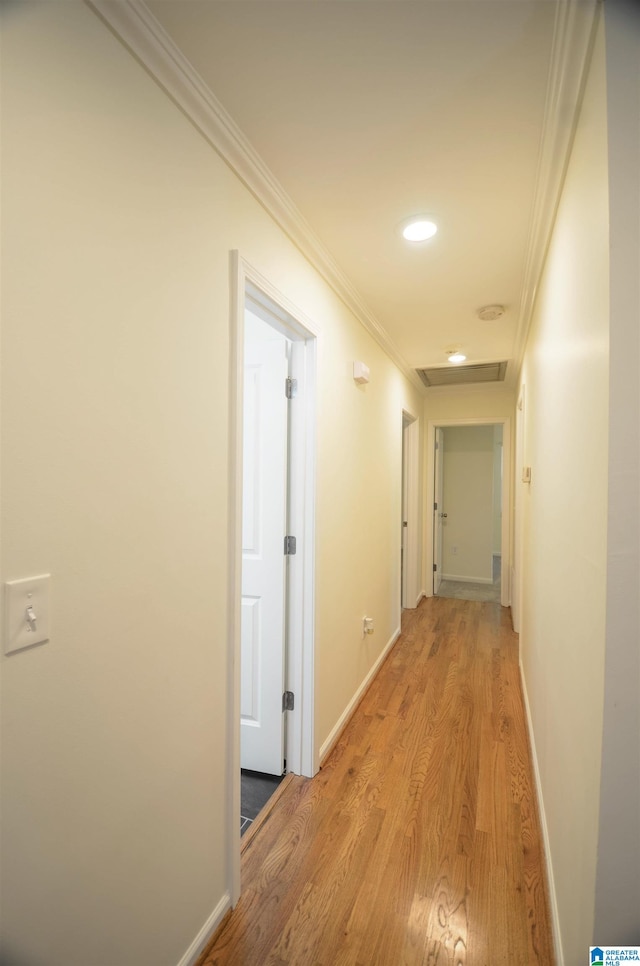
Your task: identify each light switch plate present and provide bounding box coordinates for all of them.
[4,574,51,655]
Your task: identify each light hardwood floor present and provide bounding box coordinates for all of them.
[198,597,554,965]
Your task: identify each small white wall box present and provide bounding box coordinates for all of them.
[353,361,370,384]
[4,574,51,654]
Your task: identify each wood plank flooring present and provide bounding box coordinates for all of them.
[198,597,554,966]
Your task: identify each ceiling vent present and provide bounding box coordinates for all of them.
[417,361,508,388]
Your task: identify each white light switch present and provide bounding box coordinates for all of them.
[4,574,51,655]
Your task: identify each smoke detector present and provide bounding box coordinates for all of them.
[477,304,505,321]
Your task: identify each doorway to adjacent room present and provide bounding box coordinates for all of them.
[427,417,511,606]
[230,254,317,898]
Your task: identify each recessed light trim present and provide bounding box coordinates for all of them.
[401,217,438,242]
[448,352,467,364]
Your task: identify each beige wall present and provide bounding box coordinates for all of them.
[594,0,640,942]
[441,426,495,582]
[0,4,423,964]
[515,16,609,962]
[314,320,424,750]
[425,386,515,424]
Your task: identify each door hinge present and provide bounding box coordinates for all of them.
[285,377,298,399]
[284,535,297,555]
[282,691,294,711]
[433,563,437,572]
[434,502,438,511]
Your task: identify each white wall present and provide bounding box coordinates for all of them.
[441,426,494,582]
[515,16,609,963]
[0,4,423,964]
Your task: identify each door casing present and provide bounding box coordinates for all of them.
[512,387,525,632]
[401,411,420,610]
[433,427,445,594]
[229,252,317,903]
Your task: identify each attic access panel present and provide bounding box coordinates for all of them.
[417,361,508,388]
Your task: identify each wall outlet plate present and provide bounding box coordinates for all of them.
[4,574,51,654]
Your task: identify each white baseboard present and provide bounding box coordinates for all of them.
[319,626,401,765]
[177,891,231,966]
[441,573,494,585]
[519,662,564,966]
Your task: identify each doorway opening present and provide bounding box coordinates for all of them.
[427,418,511,606]
[240,307,290,777]
[239,307,290,831]
[229,254,317,901]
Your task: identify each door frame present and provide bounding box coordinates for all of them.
[401,411,421,610]
[433,426,445,595]
[228,252,317,903]
[512,386,525,632]
[425,417,511,607]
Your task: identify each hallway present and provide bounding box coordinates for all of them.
[3,3,639,960]
[198,597,554,965]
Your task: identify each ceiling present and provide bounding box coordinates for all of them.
[141,0,583,390]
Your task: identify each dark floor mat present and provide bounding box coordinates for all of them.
[241,770,283,833]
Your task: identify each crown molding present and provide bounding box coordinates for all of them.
[85,0,425,394]
[513,0,601,375]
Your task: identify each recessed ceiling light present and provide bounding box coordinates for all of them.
[401,217,438,242]
[448,352,467,364]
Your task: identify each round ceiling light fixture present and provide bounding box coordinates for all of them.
[477,303,505,321]
[401,216,438,242]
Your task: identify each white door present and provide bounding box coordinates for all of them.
[433,428,444,594]
[241,326,288,776]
